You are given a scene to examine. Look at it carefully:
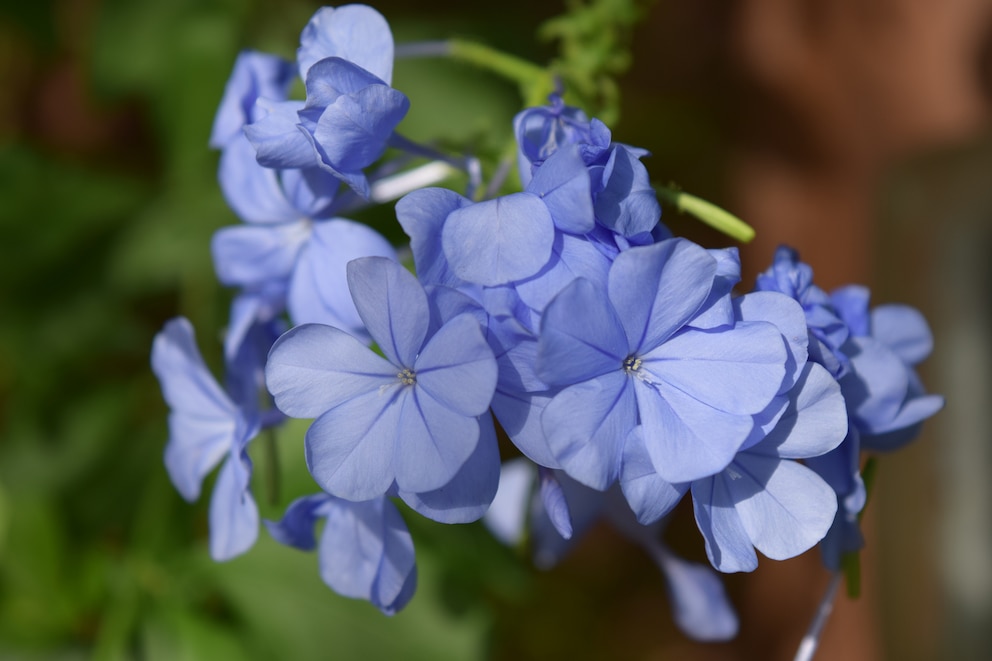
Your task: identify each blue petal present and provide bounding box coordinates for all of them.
[151,318,238,501]
[733,290,809,384]
[538,467,574,539]
[490,387,561,468]
[311,85,409,172]
[542,372,636,490]
[210,50,295,149]
[317,496,416,615]
[415,314,497,417]
[264,493,332,550]
[526,144,595,234]
[871,304,933,366]
[727,454,837,561]
[515,231,612,313]
[654,548,738,641]
[690,477,758,573]
[536,278,627,386]
[243,99,315,169]
[212,220,310,288]
[266,323,396,419]
[217,134,301,223]
[619,426,688,524]
[208,452,260,561]
[346,256,428,367]
[608,239,717,351]
[392,388,480,494]
[395,187,473,287]
[297,5,394,84]
[750,363,848,459]
[442,192,555,286]
[687,247,741,331]
[635,377,754,483]
[841,336,910,431]
[287,219,396,336]
[398,412,500,523]
[303,57,386,108]
[593,144,661,237]
[304,387,400,501]
[642,322,787,416]
[483,458,536,545]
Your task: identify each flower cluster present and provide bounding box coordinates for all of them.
[151,3,942,642]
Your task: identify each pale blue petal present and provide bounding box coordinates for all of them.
[728,454,837,560]
[304,388,400,501]
[399,412,500,523]
[636,379,753,483]
[415,314,497,417]
[536,278,627,386]
[655,548,738,641]
[266,323,396,418]
[871,304,933,366]
[297,5,394,84]
[442,192,555,286]
[526,144,595,234]
[393,388,480,494]
[691,477,758,573]
[515,231,612,313]
[842,336,909,430]
[312,86,409,172]
[208,453,259,561]
[619,426,688,524]
[687,247,741,331]
[372,499,417,614]
[303,57,385,108]
[243,99,315,169]
[395,187,473,287]
[210,50,295,149]
[217,134,300,223]
[539,467,573,539]
[752,363,848,459]
[483,458,536,545]
[264,493,331,550]
[733,291,809,383]
[642,322,786,415]
[594,145,661,237]
[212,220,310,288]
[287,219,396,336]
[152,318,238,501]
[608,239,717,351]
[491,388,561,468]
[543,372,636,490]
[346,256,428,367]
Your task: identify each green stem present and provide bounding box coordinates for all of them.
[655,185,755,243]
[264,427,280,506]
[447,39,554,107]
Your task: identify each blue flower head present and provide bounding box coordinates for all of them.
[266,257,500,502]
[244,5,409,198]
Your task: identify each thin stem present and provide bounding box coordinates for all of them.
[394,40,451,59]
[655,185,756,243]
[793,571,842,661]
[263,427,280,506]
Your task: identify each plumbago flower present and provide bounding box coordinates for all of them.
[266,257,500,506]
[755,246,944,568]
[151,317,260,561]
[265,493,417,615]
[244,4,408,198]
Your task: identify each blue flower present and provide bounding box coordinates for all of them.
[535,239,788,489]
[265,257,499,502]
[244,5,408,198]
[150,317,260,561]
[266,493,416,615]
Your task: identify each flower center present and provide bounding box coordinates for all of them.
[622,355,642,375]
[397,368,417,386]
